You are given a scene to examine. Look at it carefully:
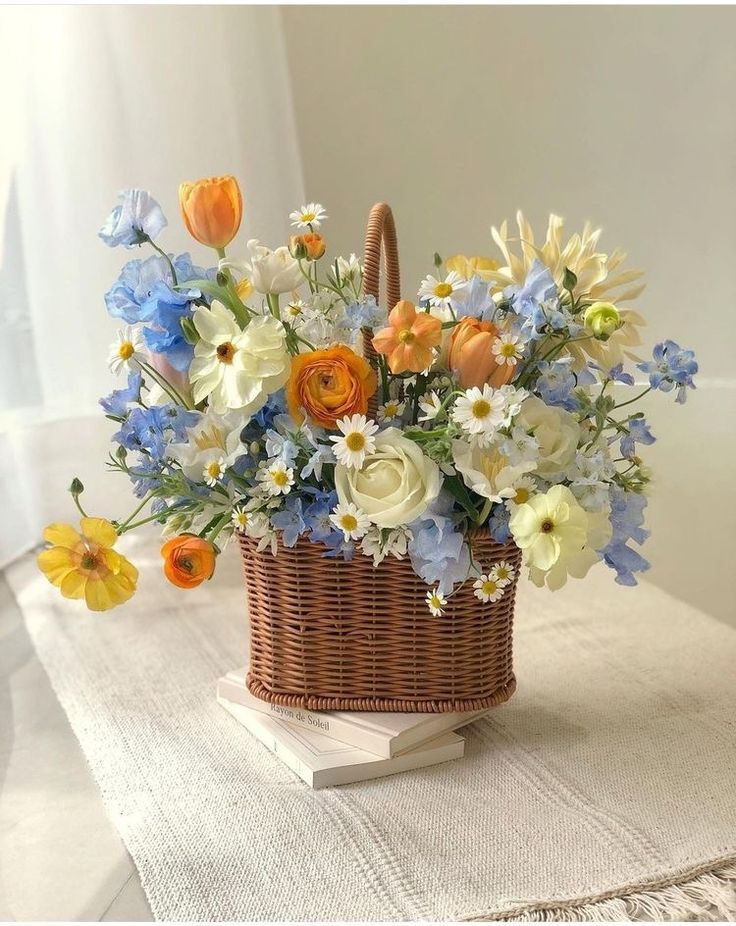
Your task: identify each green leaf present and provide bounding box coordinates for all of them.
[180,316,200,345]
[443,475,480,520]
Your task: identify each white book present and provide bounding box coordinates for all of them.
[218,695,464,789]
[217,668,488,758]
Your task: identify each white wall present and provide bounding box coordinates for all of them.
[281,5,736,625]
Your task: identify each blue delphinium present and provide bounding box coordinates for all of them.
[451,275,495,321]
[113,406,171,460]
[600,486,650,586]
[592,362,635,386]
[128,457,167,498]
[505,259,559,338]
[303,490,338,542]
[637,340,698,404]
[156,404,200,442]
[271,496,307,548]
[408,496,471,595]
[322,531,356,560]
[98,190,167,248]
[343,295,388,333]
[535,359,580,411]
[99,370,142,417]
[105,252,211,323]
[620,417,656,460]
[488,503,512,544]
[265,428,300,467]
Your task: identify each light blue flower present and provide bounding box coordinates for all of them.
[343,295,387,332]
[303,490,338,542]
[157,404,200,443]
[620,417,656,460]
[592,362,635,386]
[265,429,300,467]
[271,496,307,548]
[451,275,495,321]
[600,486,650,585]
[99,370,142,417]
[140,282,200,372]
[98,189,167,248]
[488,503,512,544]
[505,259,559,338]
[301,444,335,481]
[113,406,170,460]
[408,496,471,594]
[322,531,356,560]
[105,253,212,323]
[535,359,580,411]
[637,340,698,404]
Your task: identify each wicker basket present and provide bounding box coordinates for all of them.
[239,203,522,712]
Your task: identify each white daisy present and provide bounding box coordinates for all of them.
[231,506,251,533]
[256,461,294,497]
[377,400,405,423]
[418,391,444,422]
[202,456,227,487]
[283,298,307,320]
[329,414,379,469]
[504,475,538,513]
[329,503,370,541]
[490,560,516,587]
[417,271,467,309]
[452,385,506,438]
[107,325,145,374]
[426,588,447,617]
[492,333,524,367]
[289,202,327,229]
[473,574,505,603]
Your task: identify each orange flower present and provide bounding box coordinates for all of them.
[446,317,516,389]
[161,535,216,589]
[179,176,243,250]
[371,300,442,374]
[289,232,326,260]
[286,345,377,429]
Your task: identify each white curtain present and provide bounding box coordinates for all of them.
[0,6,304,565]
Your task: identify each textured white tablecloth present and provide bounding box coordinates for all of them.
[7,533,736,921]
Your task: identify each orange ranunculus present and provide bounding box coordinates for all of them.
[161,535,216,589]
[179,176,243,250]
[286,345,377,429]
[446,317,516,389]
[371,300,442,374]
[289,232,326,261]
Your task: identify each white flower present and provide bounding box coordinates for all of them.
[282,298,307,321]
[452,439,536,503]
[289,202,327,229]
[490,560,516,587]
[515,396,581,478]
[528,506,612,591]
[492,333,523,367]
[335,427,441,529]
[377,400,405,423]
[231,507,251,533]
[329,414,379,470]
[336,253,361,280]
[256,461,295,497]
[418,271,467,309]
[473,575,505,603]
[107,325,145,374]
[418,391,443,422]
[566,448,615,512]
[500,426,540,467]
[202,456,227,487]
[244,239,303,294]
[426,588,447,617]
[497,384,530,420]
[329,503,370,541]
[167,407,245,481]
[452,385,507,439]
[189,301,290,415]
[509,484,594,575]
[504,474,538,513]
[360,526,411,566]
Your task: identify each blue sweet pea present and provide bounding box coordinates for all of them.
[98,189,167,248]
[637,340,698,403]
[451,275,495,321]
[140,282,200,371]
[105,253,213,323]
[620,417,656,460]
[600,486,650,585]
[408,498,471,595]
[271,496,307,548]
[505,259,559,338]
[99,370,142,417]
[535,360,580,411]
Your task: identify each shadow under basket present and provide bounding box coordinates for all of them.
[238,532,522,713]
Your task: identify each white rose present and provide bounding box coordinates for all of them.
[245,239,303,295]
[451,439,536,503]
[335,428,441,529]
[515,396,580,478]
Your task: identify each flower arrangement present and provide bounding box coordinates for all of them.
[38,177,697,614]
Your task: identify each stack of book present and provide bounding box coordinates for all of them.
[217,668,488,789]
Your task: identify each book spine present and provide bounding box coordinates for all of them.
[217,678,392,757]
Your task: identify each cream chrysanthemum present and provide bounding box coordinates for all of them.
[329,502,370,541]
[473,574,505,603]
[452,385,506,438]
[107,325,145,374]
[492,333,524,367]
[256,461,294,497]
[289,202,327,229]
[330,414,379,470]
[426,587,447,617]
[490,560,516,587]
[377,400,405,423]
[202,456,226,487]
[417,272,467,309]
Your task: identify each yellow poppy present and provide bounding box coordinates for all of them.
[37,517,138,612]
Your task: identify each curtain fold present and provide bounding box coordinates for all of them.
[0,6,304,565]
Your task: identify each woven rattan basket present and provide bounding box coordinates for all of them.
[239,203,522,712]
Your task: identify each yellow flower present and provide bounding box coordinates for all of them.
[37,518,138,611]
[445,255,499,281]
[583,301,622,339]
[235,277,253,301]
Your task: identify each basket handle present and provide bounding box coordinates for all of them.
[363,202,401,311]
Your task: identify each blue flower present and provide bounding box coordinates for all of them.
[506,259,559,338]
[343,295,387,332]
[265,429,300,467]
[488,503,512,544]
[99,371,142,417]
[303,491,338,542]
[301,444,335,481]
[105,253,212,324]
[113,406,170,460]
[157,404,200,442]
[128,456,166,498]
[140,282,200,372]
[592,362,635,386]
[600,486,650,585]
[252,389,288,430]
[451,275,495,321]
[98,190,167,248]
[408,497,471,594]
[321,530,356,560]
[535,360,580,411]
[637,340,698,404]
[620,417,656,460]
[271,496,307,548]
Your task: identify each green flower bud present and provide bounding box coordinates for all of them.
[583,301,622,340]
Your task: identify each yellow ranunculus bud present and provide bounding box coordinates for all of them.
[288,234,308,260]
[179,175,243,250]
[235,277,254,301]
[290,232,326,261]
[583,301,622,340]
[445,255,499,281]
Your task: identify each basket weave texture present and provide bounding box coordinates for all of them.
[240,532,521,712]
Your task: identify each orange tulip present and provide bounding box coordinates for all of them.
[286,345,377,429]
[161,535,216,589]
[289,232,326,261]
[372,300,442,374]
[446,317,516,389]
[179,176,243,250]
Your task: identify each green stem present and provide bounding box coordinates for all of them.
[266,293,281,318]
[136,360,191,409]
[207,512,231,546]
[71,493,89,519]
[477,498,493,525]
[117,492,154,532]
[117,511,165,534]
[613,386,652,410]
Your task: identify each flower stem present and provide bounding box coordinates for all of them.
[614,386,652,410]
[117,511,165,534]
[136,360,190,409]
[117,492,155,532]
